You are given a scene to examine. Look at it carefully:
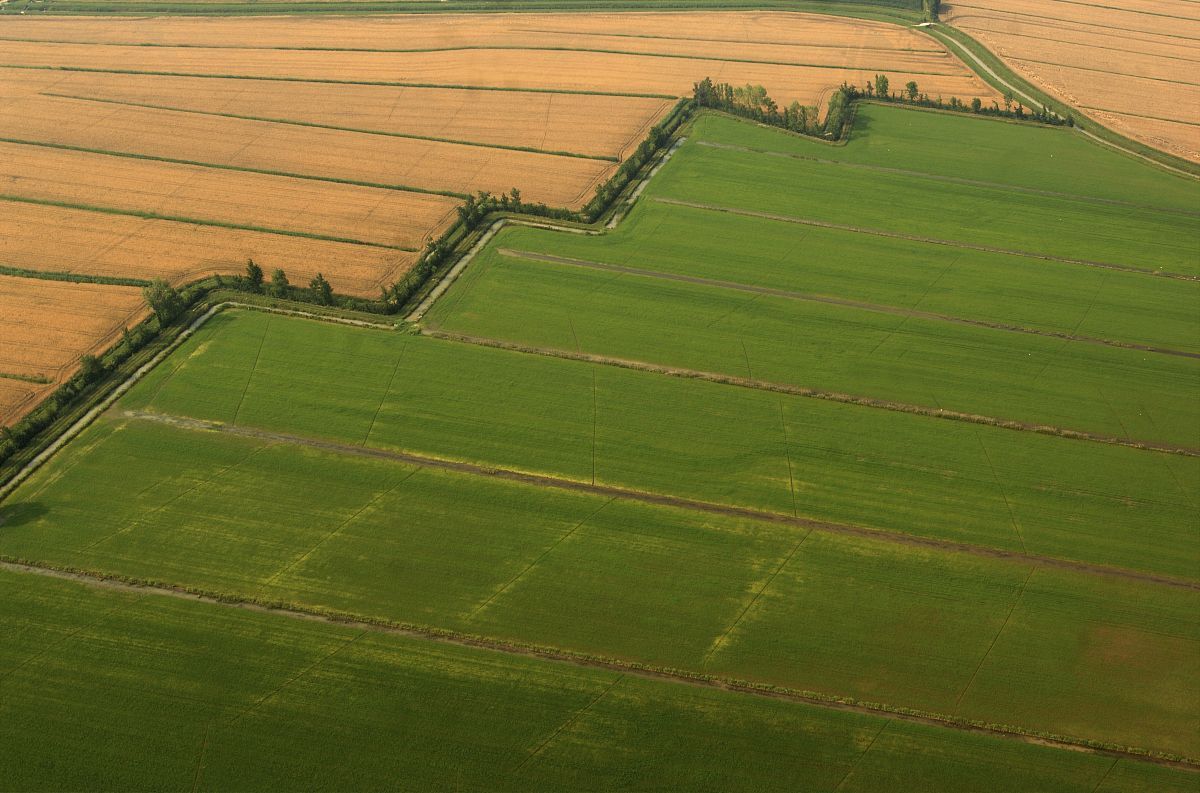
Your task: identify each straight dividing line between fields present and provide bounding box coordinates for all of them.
[496,248,1200,359]
[652,199,1200,282]
[0,64,678,100]
[691,138,1200,219]
[421,330,1200,458]
[513,672,626,775]
[0,137,468,199]
[952,563,1039,712]
[0,557,1194,772]
[833,720,893,792]
[0,194,415,251]
[113,408,1200,592]
[0,42,973,78]
[43,93,618,162]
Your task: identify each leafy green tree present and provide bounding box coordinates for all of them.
[905,81,919,101]
[142,278,185,324]
[310,272,334,306]
[874,74,889,98]
[971,97,982,113]
[78,354,104,383]
[244,258,263,293]
[270,268,289,298]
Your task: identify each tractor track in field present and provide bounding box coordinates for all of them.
[693,140,1200,218]
[113,409,1199,591]
[497,248,1200,359]
[0,555,1196,773]
[653,198,1200,282]
[421,329,1199,458]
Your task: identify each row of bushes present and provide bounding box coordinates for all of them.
[693,74,1071,144]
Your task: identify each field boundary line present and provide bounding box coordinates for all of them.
[514,673,625,774]
[497,248,1200,359]
[0,137,468,199]
[653,198,1199,282]
[0,302,394,506]
[44,93,618,162]
[0,64,677,99]
[0,556,1194,772]
[953,564,1039,711]
[0,193,414,251]
[111,409,1200,592]
[691,139,1200,218]
[422,330,1200,458]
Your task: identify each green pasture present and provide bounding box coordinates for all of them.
[691,108,1200,213]
[114,310,1200,580]
[2,417,1198,756]
[655,118,1200,276]
[5,569,1190,792]
[427,246,1200,447]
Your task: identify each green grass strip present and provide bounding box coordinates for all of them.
[0,194,416,251]
[0,137,467,199]
[0,264,150,287]
[0,373,53,385]
[0,63,677,99]
[46,93,618,162]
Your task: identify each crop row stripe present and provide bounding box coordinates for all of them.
[117,407,1200,590]
[497,248,1200,359]
[654,198,1200,282]
[0,556,1194,771]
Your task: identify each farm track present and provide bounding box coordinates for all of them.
[423,329,1200,458]
[0,555,1195,772]
[116,408,1199,590]
[693,139,1200,217]
[654,198,1199,281]
[497,248,1200,359]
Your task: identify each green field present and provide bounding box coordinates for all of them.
[4,410,1198,756]
[110,310,1199,580]
[2,102,1197,788]
[7,568,1194,792]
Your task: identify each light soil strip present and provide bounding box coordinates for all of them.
[422,329,1200,459]
[654,198,1199,281]
[114,408,1199,591]
[0,556,1195,772]
[496,248,1200,359]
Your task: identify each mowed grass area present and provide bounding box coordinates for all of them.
[3,413,1199,757]
[424,109,1200,448]
[3,569,1193,793]
[115,310,1200,580]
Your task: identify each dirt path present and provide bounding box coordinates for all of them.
[422,329,1199,458]
[0,556,1194,771]
[654,198,1198,282]
[693,139,1200,218]
[498,248,1199,359]
[115,409,1198,591]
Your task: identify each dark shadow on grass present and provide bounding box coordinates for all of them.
[0,501,48,529]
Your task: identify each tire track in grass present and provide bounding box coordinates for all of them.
[5,557,1194,771]
[423,329,1200,457]
[514,673,625,775]
[834,720,893,792]
[652,199,1199,282]
[497,249,1200,358]
[953,564,1039,712]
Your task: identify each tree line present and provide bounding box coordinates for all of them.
[693,75,1071,144]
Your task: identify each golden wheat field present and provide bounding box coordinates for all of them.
[0,10,996,424]
[943,0,1200,161]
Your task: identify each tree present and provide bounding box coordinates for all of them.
[270,268,290,298]
[971,97,983,113]
[310,272,334,306]
[1003,90,1014,112]
[905,81,919,101]
[143,278,185,324]
[874,74,889,99]
[78,354,104,383]
[244,258,263,293]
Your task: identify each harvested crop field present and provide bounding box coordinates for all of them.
[0,274,146,423]
[0,202,414,295]
[944,0,1200,160]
